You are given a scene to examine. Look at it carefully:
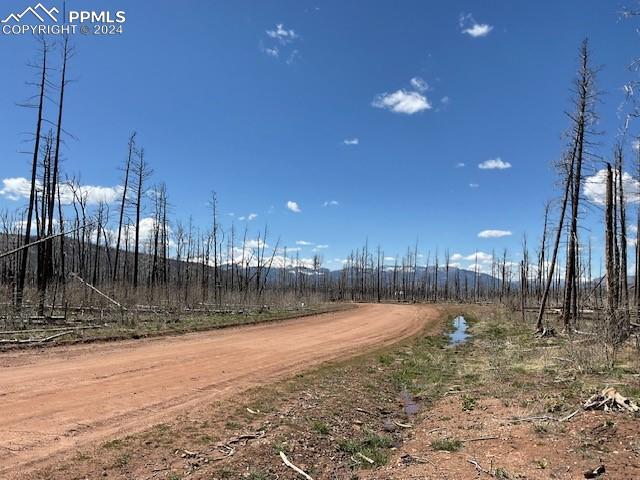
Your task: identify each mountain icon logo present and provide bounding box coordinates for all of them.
[1,3,59,23]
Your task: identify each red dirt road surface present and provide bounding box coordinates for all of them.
[0,303,437,477]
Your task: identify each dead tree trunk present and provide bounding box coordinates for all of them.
[563,39,595,331]
[113,132,136,282]
[15,41,48,309]
[536,152,576,331]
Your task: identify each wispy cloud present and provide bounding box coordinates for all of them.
[296,240,314,246]
[263,23,299,62]
[409,76,429,92]
[459,13,493,38]
[323,200,339,207]
[455,162,465,168]
[286,200,301,213]
[478,158,511,170]
[478,229,512,238]
[266,24,298,44]
[469,183,479,188]
[238,213,258,221]
[343,138,359,145]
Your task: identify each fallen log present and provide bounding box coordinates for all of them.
[0,330,73,344]
[69,273,126,311]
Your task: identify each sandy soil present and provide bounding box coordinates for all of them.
[0,303,431,478]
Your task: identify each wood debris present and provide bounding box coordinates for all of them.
[355,451,374,464]
[583,464,605,478]
[0,330,73,344]
[279,451,313,480]
[583,387,639,412]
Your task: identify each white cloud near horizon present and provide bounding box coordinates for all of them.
[286,200,301,213]
[452,251,494,264]
[296,240,313,246]
[0,177,123,205]
[478,158,511,170]
[478,229,512,238]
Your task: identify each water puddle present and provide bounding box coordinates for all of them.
[448,315,470,345]
[399,389,419,416]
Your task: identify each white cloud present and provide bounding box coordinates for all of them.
[372,89,431,115]
[452,251,494,264]
[455,162,465,168]
[584,168,640,205]
[266,24,298,44]
[264,47,279,57]
[0,177,123,205]
[463,23,493,37]
[478,229,512,238]
[459,14,493,38]
[478,158,511,170]
[469,183,479,188]
[279,246,301,253]
[286,200,301,213]
[409,76,429,92]
[441,96,450,105]
[244,238,268,249]
[323,200,339,207]
[239,213,258,221]
[286,49,300,65]
[296,240,314,246]
[343,138,359,145]
[0,177,31,200]
[315,244,329,249]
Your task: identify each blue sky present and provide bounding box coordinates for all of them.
[0,0,639,271]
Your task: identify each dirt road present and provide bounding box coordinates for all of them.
[0,303,437,477]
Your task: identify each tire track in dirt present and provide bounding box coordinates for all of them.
[0,303,439,477]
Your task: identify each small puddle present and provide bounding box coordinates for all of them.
[449,315,470,345]
[399,389,419,416]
